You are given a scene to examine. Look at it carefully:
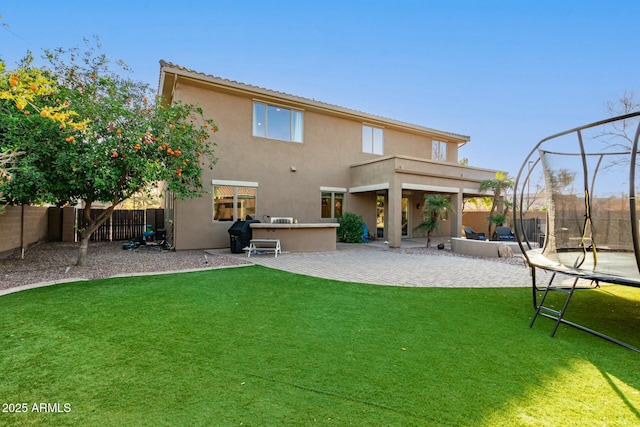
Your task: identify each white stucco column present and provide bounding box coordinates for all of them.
[387,180,403,248]
[450,189,463,238]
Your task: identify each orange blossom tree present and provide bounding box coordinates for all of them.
[1,39,217,265]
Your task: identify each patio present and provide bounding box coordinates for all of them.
[210,238,530,288]
[1,238,530,294]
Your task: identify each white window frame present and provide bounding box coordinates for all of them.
[212,179,259,222]
[362,124,384,155]
[432,140,448,162]
[253,101,304,143]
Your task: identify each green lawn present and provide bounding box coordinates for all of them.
[0,265,639,426]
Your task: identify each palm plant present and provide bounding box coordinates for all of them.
[415,194,452,247]
[479,171,514,238]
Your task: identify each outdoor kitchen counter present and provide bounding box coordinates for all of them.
[250,223,339,252]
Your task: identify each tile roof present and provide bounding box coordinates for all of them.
[159,60,470,143]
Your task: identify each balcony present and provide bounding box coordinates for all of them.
[349,155,498,196]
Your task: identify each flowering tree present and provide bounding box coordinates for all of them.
[0,54,87,213]
[1,39,217,265]
[0,151,14,214]
[0,54,88,129]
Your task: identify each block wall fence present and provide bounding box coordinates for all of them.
[0,205,543,258]
[0,206,49,258]
[1,207,165,259]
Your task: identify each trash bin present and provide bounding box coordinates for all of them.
[228,220,260,253]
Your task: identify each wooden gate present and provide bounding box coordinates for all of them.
[75,209,162,242]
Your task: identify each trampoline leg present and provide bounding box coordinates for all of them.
[530,272,556,328]
[531,267,538,309]
[530,274,580,338]
[550,278,580,337]
[530,273,640,352]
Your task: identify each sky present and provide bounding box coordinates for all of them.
[1,0,639,177]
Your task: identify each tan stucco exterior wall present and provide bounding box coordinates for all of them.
[161,65,496,250]
[172,83,398,249]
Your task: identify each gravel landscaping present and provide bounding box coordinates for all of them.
[0,241,250,290]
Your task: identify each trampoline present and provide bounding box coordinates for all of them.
[513,112,640,352]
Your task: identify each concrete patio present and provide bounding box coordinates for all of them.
[209,238,533,288]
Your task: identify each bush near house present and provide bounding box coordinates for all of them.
[338,212,364,243]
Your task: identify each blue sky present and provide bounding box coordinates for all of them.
[2,1,638,176]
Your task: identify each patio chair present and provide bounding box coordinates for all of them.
[463,226,485,240]
[492,226,515,241]
[362,223,374,243]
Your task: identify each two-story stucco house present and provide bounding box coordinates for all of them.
[158,61,498,251]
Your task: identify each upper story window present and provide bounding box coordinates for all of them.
[432,140,448,162]
[362,125,383,155]
[253,101,303,143]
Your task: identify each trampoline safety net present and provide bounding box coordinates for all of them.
[515,112,640,284]
[514,112,640,351]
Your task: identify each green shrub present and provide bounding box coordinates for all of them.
[337,212,364,243]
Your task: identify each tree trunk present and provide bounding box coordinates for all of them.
[75,200,118,266]
[77,234,91,267]
[487,196,501,238]
[488,204,495,236]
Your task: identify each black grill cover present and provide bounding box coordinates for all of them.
[228,220,260,253]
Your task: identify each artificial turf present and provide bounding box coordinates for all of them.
[0,265,639,426]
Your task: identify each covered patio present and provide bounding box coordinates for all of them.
[349,155,499,248]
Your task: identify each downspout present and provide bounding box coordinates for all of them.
[157,66,178,249]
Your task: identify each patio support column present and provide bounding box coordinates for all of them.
[450,189,463,238]
[387,180,403,248]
